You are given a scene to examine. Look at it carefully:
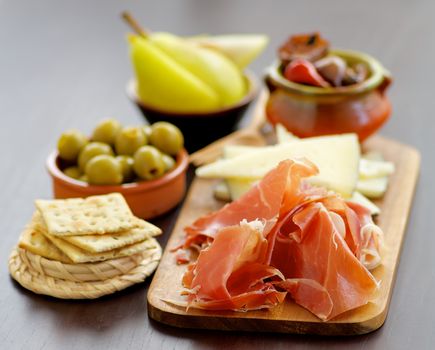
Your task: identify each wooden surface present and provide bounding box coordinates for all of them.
[148,135,420,335]
[1,0,434,349]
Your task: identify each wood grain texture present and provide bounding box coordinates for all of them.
[1,0,433,349]
[147,135,420,335]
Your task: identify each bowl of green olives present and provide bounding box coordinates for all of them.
[47,119,189,219]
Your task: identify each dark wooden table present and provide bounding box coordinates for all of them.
[1,0,433,349]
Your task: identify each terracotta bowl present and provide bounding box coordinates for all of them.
[46,149,189,220]
[126,71,259,152]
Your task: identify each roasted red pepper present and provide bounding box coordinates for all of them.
[283,58,331,87]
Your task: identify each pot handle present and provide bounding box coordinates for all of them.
[378,67,393,95]
[264,75,278,93]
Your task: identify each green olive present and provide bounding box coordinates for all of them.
[149,122,184,156]
[57,129,88,161]
[79,174,88,183]
[116,155,135,183]
[78,142,114,171]
[162,154,175,172]
[63,166,82,180]
[85,155,123,185]
[92,119,122,145]
[133,146,165,180]
[115,126,147,156]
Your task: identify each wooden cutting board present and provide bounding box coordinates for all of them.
[147,100,420,335]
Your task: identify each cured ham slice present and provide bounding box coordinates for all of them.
[183,221,286,311]
[182,159,318,249]
[346,201,383,270]
[271,203,378,320]
[275,192,383,270]
[179,159,383,321]
[274,279,333,320]
[313,195,383,269]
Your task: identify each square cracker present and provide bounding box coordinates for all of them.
[62,221,161,253]
[18,226,72,263]
[41,232,156,263]
[32,212,161,253]
[35,193,138,236]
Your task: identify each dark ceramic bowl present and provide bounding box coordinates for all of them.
[126,71,259,152]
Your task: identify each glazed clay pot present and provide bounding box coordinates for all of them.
[265,49,392,141]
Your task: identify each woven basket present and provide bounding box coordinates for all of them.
[18,244,158,282]
[9,239,162,299]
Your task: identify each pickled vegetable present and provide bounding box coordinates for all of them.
[279,32,329,63]
[283,59,330,87]
[314,56,347,87]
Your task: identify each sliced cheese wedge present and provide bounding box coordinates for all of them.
[198,133,360,197]
[348,191,381,215]
[223,145,258,201]
[225,145,394,180]
[356,176,388,199]
[276,123,299,144]
[359,159,395,179]
[362,151,384,161]
[223,144,258,159]
[227,179,256,200]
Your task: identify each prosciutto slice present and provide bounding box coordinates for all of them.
[183,221,286,311]
[179,159,383,321]
[345,201,383,270]
[182,159,318,249]
[271,203,378,320]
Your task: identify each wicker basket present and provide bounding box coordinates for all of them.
[9,238,161,299]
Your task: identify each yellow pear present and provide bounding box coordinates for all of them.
[150,32,246,107]
[128,35,220,113]
[189,34,269,69]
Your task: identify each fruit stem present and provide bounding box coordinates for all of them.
[121,11,149,38]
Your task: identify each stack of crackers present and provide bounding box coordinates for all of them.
[9,193,162,299]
